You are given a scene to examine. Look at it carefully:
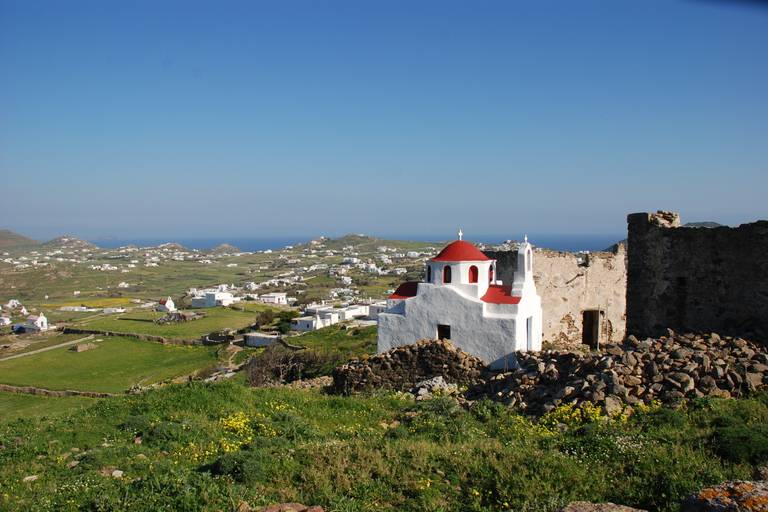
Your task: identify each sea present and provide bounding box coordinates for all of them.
[92,234,625,254]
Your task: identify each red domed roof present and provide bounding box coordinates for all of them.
[429,240,491,262]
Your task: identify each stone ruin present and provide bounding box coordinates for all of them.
[485,244,627,348]
[71,343,98,353]
[627,211,768,339]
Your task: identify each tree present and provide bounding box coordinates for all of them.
[254,309,275,329]
[278,310,300,323]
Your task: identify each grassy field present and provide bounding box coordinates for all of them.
[77,308,258,339]
[0,336,220,394]
[0,392,96,423]
[0,381,763,512]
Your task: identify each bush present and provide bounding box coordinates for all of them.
[210,450,266,483]
[272,411,318,441]
[712,424,768,464]
[472,397,506,422]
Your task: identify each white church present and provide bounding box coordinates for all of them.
[377,232,543,369]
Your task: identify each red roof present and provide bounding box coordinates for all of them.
[430,240,491,262]
[388,282,419,299]
[480,285,521,304]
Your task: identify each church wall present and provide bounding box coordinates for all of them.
[626,211,768,338]
[484,246,627,345]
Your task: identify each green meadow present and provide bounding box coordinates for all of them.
[1,381,764,512]
[0,336,220,394]
[77,307,260,339]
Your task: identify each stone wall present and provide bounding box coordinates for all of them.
[330,339,489,395]
[626,211,768,339]
[484,246,627,346]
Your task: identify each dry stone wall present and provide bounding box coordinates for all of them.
[626,211,768,339]
[484,246,627,346]
[330,339,489,395]
[335,332,768,415]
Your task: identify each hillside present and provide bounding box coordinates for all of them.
[0,229,42,249]
[42,234,99,250]
[205,243,242,256]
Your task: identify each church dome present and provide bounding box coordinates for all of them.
[429,240,491,262]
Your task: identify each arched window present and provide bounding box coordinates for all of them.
[468,265,478,283]
[427,265,432,283]
[443,265,452,283]
[489,266,494,282]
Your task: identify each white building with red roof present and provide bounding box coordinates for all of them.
[377,231,542,369]
[157,297,176,312]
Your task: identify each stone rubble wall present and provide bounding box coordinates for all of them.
[334,333,768,415]
[0,384,116,398]
[330,339,490,395]
[484,246,627,346]
[626,211,768,339]
[62,327,203,346]
[465,330,768,413]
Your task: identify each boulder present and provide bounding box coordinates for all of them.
[681,480,768,511]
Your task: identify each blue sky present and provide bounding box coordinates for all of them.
[1,0,767,243]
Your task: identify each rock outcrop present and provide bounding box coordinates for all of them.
[681,480,768,511]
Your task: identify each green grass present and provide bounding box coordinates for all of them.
[0,333,92,359]
[0,392,97,423]
[0,336,220,394]
[291,323,378,357]
[77,308,257,339]
[0,382,763,512]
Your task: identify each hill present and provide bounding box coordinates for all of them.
[42,235,99,250]
[684,221,724,228]
[0,229,42,249]
[292,233,448,254]
[205,243,242,256]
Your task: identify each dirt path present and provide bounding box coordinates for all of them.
[0,335,95,362]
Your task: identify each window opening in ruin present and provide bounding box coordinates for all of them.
[427,265,432,283]
[443,265,452,283]
[437,324,451,340]
[469,265,478,283]
[583,309,600,349]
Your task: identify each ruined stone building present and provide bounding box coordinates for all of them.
[484,244,627,347]
[626,211,768,338]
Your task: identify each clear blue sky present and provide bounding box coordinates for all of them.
[2,0,766,243]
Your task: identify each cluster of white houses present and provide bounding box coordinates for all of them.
[290,302,387,331]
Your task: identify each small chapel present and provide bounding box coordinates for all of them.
[377,231,543,369]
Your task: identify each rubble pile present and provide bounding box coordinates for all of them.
[330,339,489,395]
[465,330,768,412]
[333,331,768,414]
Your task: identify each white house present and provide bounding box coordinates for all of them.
[377,233,542,369]
[25,312,50,332]
[191,292,235,308]
[0,316,11,326]
[157,297,176,312]
[261,292,287,305]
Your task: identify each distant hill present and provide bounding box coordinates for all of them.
[205,243,242,255]
[0,230,42,248]
[683,221,724,228]
[43,235,99,250]
[291,233,448,254]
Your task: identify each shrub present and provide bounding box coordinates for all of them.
[272,411,318,441]
[472,397,506,422]
[210,450,266,483]
[712,424,768,464]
